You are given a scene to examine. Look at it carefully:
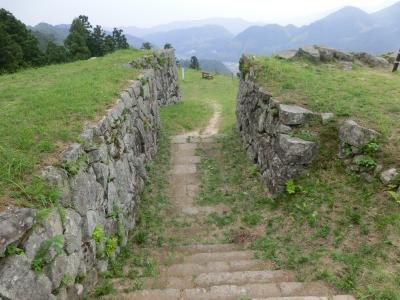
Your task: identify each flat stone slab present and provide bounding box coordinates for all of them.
[163,259,271,277]
[194,270,293,287]
[183,251,254,263]
[279,104,315,125]
[172,155,201,164]
[170,164,197,175]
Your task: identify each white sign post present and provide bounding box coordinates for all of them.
[181,67,185,81]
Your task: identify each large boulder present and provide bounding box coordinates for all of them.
[315,45,353,62]
[380,168,398,186]
[0,208,36,256]
[298,45,320,62]
[354,52,390,68]
[339,120,380,148]
[276,49,298,60]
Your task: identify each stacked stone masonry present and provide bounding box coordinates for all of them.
[0,49,181,300]
[237,54,399,197]
[236,57,320,195]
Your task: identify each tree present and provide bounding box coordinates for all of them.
[164,43,173,49]
[0,24,23,73]
[64,15,92,60]
[141,42,152,50]
[0,9,45,73]
[88,25,106,57]
[46,41,67,64]
[189,56,200,70]
[104,35,115,54]
[112,28,129,49]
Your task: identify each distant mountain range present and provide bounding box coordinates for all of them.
[138,1,400,61]
[122,18,264,36]
[31,1,400,61]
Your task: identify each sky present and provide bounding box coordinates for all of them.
[0,0,398,28]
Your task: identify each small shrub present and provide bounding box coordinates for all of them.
[32,235,64,272]
[4,243,24,257]
[92,224,105,244]
[285,179,297,195]
[354,155,376,169]
[361,141,380,155]
[105,236,118,258]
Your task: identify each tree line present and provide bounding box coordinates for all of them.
[0,9,130,74]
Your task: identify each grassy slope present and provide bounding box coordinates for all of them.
[255,57,400,164]
[0,49,148,208]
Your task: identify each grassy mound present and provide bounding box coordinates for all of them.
[0,49,148,209]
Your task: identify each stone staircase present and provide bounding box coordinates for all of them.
[102,106,355,300]
[104,243,354,300]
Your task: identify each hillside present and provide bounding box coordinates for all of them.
[0,49,148,209]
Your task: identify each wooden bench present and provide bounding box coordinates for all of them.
[202,72,214,80]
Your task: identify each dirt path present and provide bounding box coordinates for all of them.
[167,102,222,217]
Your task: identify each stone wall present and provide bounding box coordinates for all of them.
[236,54,399,197]
[0,50,181,300]
[236,56,322,195]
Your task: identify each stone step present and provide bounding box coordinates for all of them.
[105,288,180,300]
[160,259,273,277]
[184,281,333,300]
[175,243,243,254]
[141,270,292,290]
[171,155,201,164]
[109,281,337,300]
[182,250,255,264]
[194,270,294,287]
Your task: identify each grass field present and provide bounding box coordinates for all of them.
[254,57,400,164]
[0,49,148,209]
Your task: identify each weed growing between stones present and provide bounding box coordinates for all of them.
[31,235,65,272]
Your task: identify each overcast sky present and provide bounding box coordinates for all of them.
[0,0,398,28]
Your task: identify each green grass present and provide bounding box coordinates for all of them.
[0,49,149,208]
[255,57,400,163]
